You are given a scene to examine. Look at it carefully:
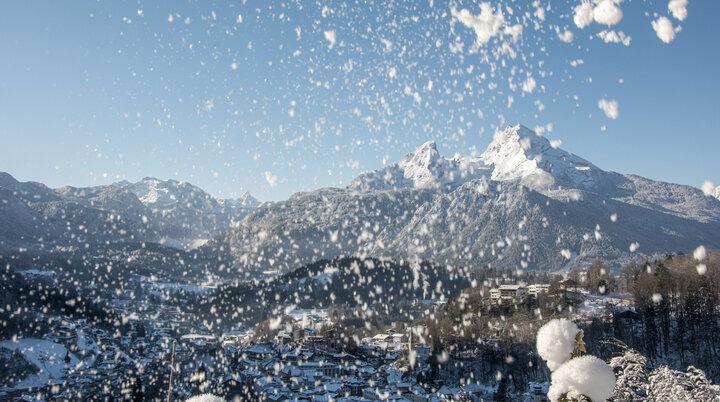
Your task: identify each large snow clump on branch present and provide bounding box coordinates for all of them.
[547,355,616,402]
[536,318,580,371]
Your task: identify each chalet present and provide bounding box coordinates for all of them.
[527,284,550,297]
[342,376,367,396]
[296,361,341,377]
[275,331,293,345]
[243,344,274,362]
[490,284,526,301]
[390,333,408,344]
[180,334,218,352]
[500,284,525,297]
[613,310,641,337]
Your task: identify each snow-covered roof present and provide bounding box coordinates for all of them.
[244,344,273,354]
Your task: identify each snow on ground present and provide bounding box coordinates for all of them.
[17,269,56,278]
[0,338,79,390]
[561,250,579,269]
[575,293,633,318]
[311,267,340,285]
[286,308,329,319]
[151,281,217,294]
[297,266,340,286]
[136,275,218,295]
[185,394,224,402]
[75,329,99,366]
[158,237,209,250]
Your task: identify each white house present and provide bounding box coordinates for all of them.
[490,284,526,301]
[527,284,550,297]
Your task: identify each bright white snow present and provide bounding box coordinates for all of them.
[701,180,716,196]
[597,30,631,46]
[693,245,707,261]
[593,0,624,26]
[598,99,619,119]
[536,319,581,371]
[547,355,616,402]
[573,2,595,29]
[185,394,224,402]
[450,4,507,50]
[668,0,689,21]
[652,16,681,43]
[0,338,80,389]
[574,0,623,28]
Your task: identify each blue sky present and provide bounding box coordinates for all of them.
[1,0,718,201]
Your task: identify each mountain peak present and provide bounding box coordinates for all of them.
[479,124,608,191]
[236,192,261,208]
[416,140,438,152]
[347,139,488,191]
[397,139,483,189]
[349,123,614,193]
[494,123,537,141]
[402,140,440,169]
[141,176,180,186]
[482,124,550,163]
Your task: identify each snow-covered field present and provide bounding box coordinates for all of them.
[574,293,633,317]
[0,338,79,390]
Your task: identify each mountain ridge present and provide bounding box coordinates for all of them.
[2,124,718,275]
[202,124,720,275]
[0,174,260,250]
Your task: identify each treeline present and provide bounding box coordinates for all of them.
[194,256,472,334]
[0,265,119,339]
[408,249,720,393]
[408,272,578,395]
[0,243,221,301]
[619,250,720,380]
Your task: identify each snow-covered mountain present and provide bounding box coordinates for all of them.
[0,174,259,250]
[116,178,260,248]
[350,125,630,196]
[0,173,154,248]
[2,124,718,272]
[347,140,488,191]
[204,124,720,275]
[479,125,631,195]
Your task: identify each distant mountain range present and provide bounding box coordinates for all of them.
[201,124,720,275]
[2,124,719,275]
[0,173,259,250]
[115,177,259,248]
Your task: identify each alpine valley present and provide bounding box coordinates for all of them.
[3,124,720,400]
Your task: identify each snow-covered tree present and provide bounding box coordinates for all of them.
[610,348,648,401]
[647,365,720,401]
[684,366,720,401]
[536,319,616,402]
